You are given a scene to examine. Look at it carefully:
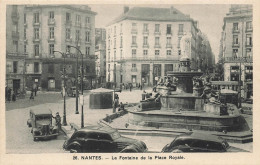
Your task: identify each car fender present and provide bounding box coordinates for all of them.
[67,141,82,150]
[120,145,139,153]
[27,119,32,127]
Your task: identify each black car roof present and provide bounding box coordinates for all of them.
[78,125,116,134]
[179,132,224,143]
[30,109,52,116]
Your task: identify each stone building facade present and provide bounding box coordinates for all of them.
[13,5,97,91]
[106,6,214,86]
[95,28,106,85]
[220,5,253,99]
[6,5,26,93]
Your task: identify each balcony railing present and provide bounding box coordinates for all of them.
[232,28,240,33]
[143,30,149,35]
[112,56,179,62]
[131,29,138,34]
[75,22,81,27]
[85,23,91,29]
[232,42,240,47]
[33,22,40,27]
[131,43,138,48]
[12,31,19,40]
[143,44,149,48]
[48,18,55,25]
[131,68,137,72]
[154,44,161,48]
[65,21,72,26]
[246,28,253,32]
[154,31,161,35]
[245,42,253,47]
[33,37,41,43]
[11,12,19,22]
[166,44,172,48]
[178,31,184,35]
[65,38,72,42]
[223,56,253,63]
[48,36,55,43]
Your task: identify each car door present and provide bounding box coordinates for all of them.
[190,140,209,152]
[84,132,100,152]
[97,133,116,152]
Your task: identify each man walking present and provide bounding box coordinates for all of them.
[53,112,61,133]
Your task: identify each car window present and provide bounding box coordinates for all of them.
[98,133,113,141]
[88,132,99,139]
[76,132,86,139]
[36,116,51,120]
[191,140,208,149]
[207,141,224,151]
[171,139,193,147]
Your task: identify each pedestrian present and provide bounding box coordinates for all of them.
[142,90,146,100]
[7,88,11,102]
[118,102,125,111]
[30,89,34,100]
[12,89,16,102]
[140,84,142,90]
[5,86,8,102]
[129,84,132,92]
[34,85,38,96]
[53,112,61,133]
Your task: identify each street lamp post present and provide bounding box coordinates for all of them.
[53,50,68,126]
[69,45,84,128]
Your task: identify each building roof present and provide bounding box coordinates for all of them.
[107,6,194,26]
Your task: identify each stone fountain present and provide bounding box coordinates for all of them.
[127,34,251,141]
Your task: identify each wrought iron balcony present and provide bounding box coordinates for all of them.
[12,31,19,40]
[11,12,19,22]
[232,42,240,47]
[131,29,138,34]
[154,31,161,35]
[48,18,55,25]
[143,44,149,48]
[232,28,240,33]
[166,44,172,48]
[143,30,149,35]
[223,56,253,63]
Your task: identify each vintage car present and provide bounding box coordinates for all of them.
[67,86,77,97]
[162,132,248,153]
[63,125,147,153]
[27,109,59,141]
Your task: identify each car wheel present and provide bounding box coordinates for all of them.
[171,149,183,153]
[121,149,138,153]
[70,145,82,153]
[33,137,37,141]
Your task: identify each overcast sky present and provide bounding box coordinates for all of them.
[89,4,231,62]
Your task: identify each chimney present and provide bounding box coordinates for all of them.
[124,6,129,13]
[170,6,174,14]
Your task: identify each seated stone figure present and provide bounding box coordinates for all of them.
[201,82,220,104]
[138,93,161,111]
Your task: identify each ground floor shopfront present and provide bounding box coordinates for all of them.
[107,60,181,87]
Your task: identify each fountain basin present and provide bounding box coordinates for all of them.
[128,110,248,132]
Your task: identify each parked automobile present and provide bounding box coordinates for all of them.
[67,86,77,97]
[162,132,248,153]
[27,109,58,141]
[63,125,147,153]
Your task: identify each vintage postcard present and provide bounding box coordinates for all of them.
[0,0,259,164]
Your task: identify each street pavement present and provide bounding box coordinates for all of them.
[5,87,253,153]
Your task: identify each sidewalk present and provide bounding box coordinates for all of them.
[61,87,153,137]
